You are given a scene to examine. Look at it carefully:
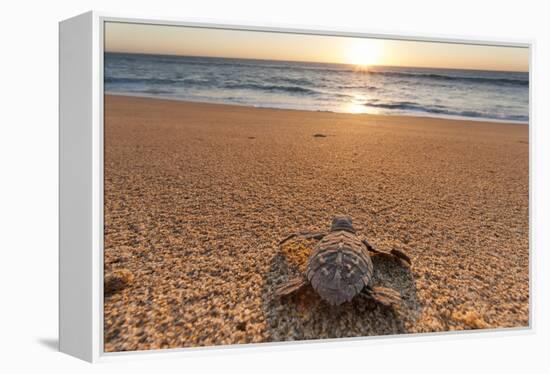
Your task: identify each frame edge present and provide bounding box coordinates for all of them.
[59,10,96,363]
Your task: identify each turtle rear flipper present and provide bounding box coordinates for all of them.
[275,276,308,296]
[366,285,402,307]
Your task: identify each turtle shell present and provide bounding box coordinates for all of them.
[306,230,373,305]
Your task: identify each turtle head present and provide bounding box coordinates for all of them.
[330,216,356,234]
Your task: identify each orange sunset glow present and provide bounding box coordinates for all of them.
[105,22,528,72]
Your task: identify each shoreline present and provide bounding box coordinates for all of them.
[104,92,529,126]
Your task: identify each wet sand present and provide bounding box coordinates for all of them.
[103,94,529,352]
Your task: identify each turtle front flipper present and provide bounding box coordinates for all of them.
[275,275,308,297]
[364,285,402,307]
[279,231,326,246]
[389,248,412,265]
[362,238,412,266]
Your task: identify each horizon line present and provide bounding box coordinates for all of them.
[103,50,529,74]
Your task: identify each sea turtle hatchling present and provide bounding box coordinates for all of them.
[276,216,411,307]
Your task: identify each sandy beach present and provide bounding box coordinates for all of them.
[103,94,529,352]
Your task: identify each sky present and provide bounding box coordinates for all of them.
[105,22,529,72]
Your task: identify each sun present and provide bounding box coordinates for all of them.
[346,40,382,68]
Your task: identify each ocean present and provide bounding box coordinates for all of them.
[105,52,529,123]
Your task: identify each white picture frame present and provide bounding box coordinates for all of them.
[59,10,533,363]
